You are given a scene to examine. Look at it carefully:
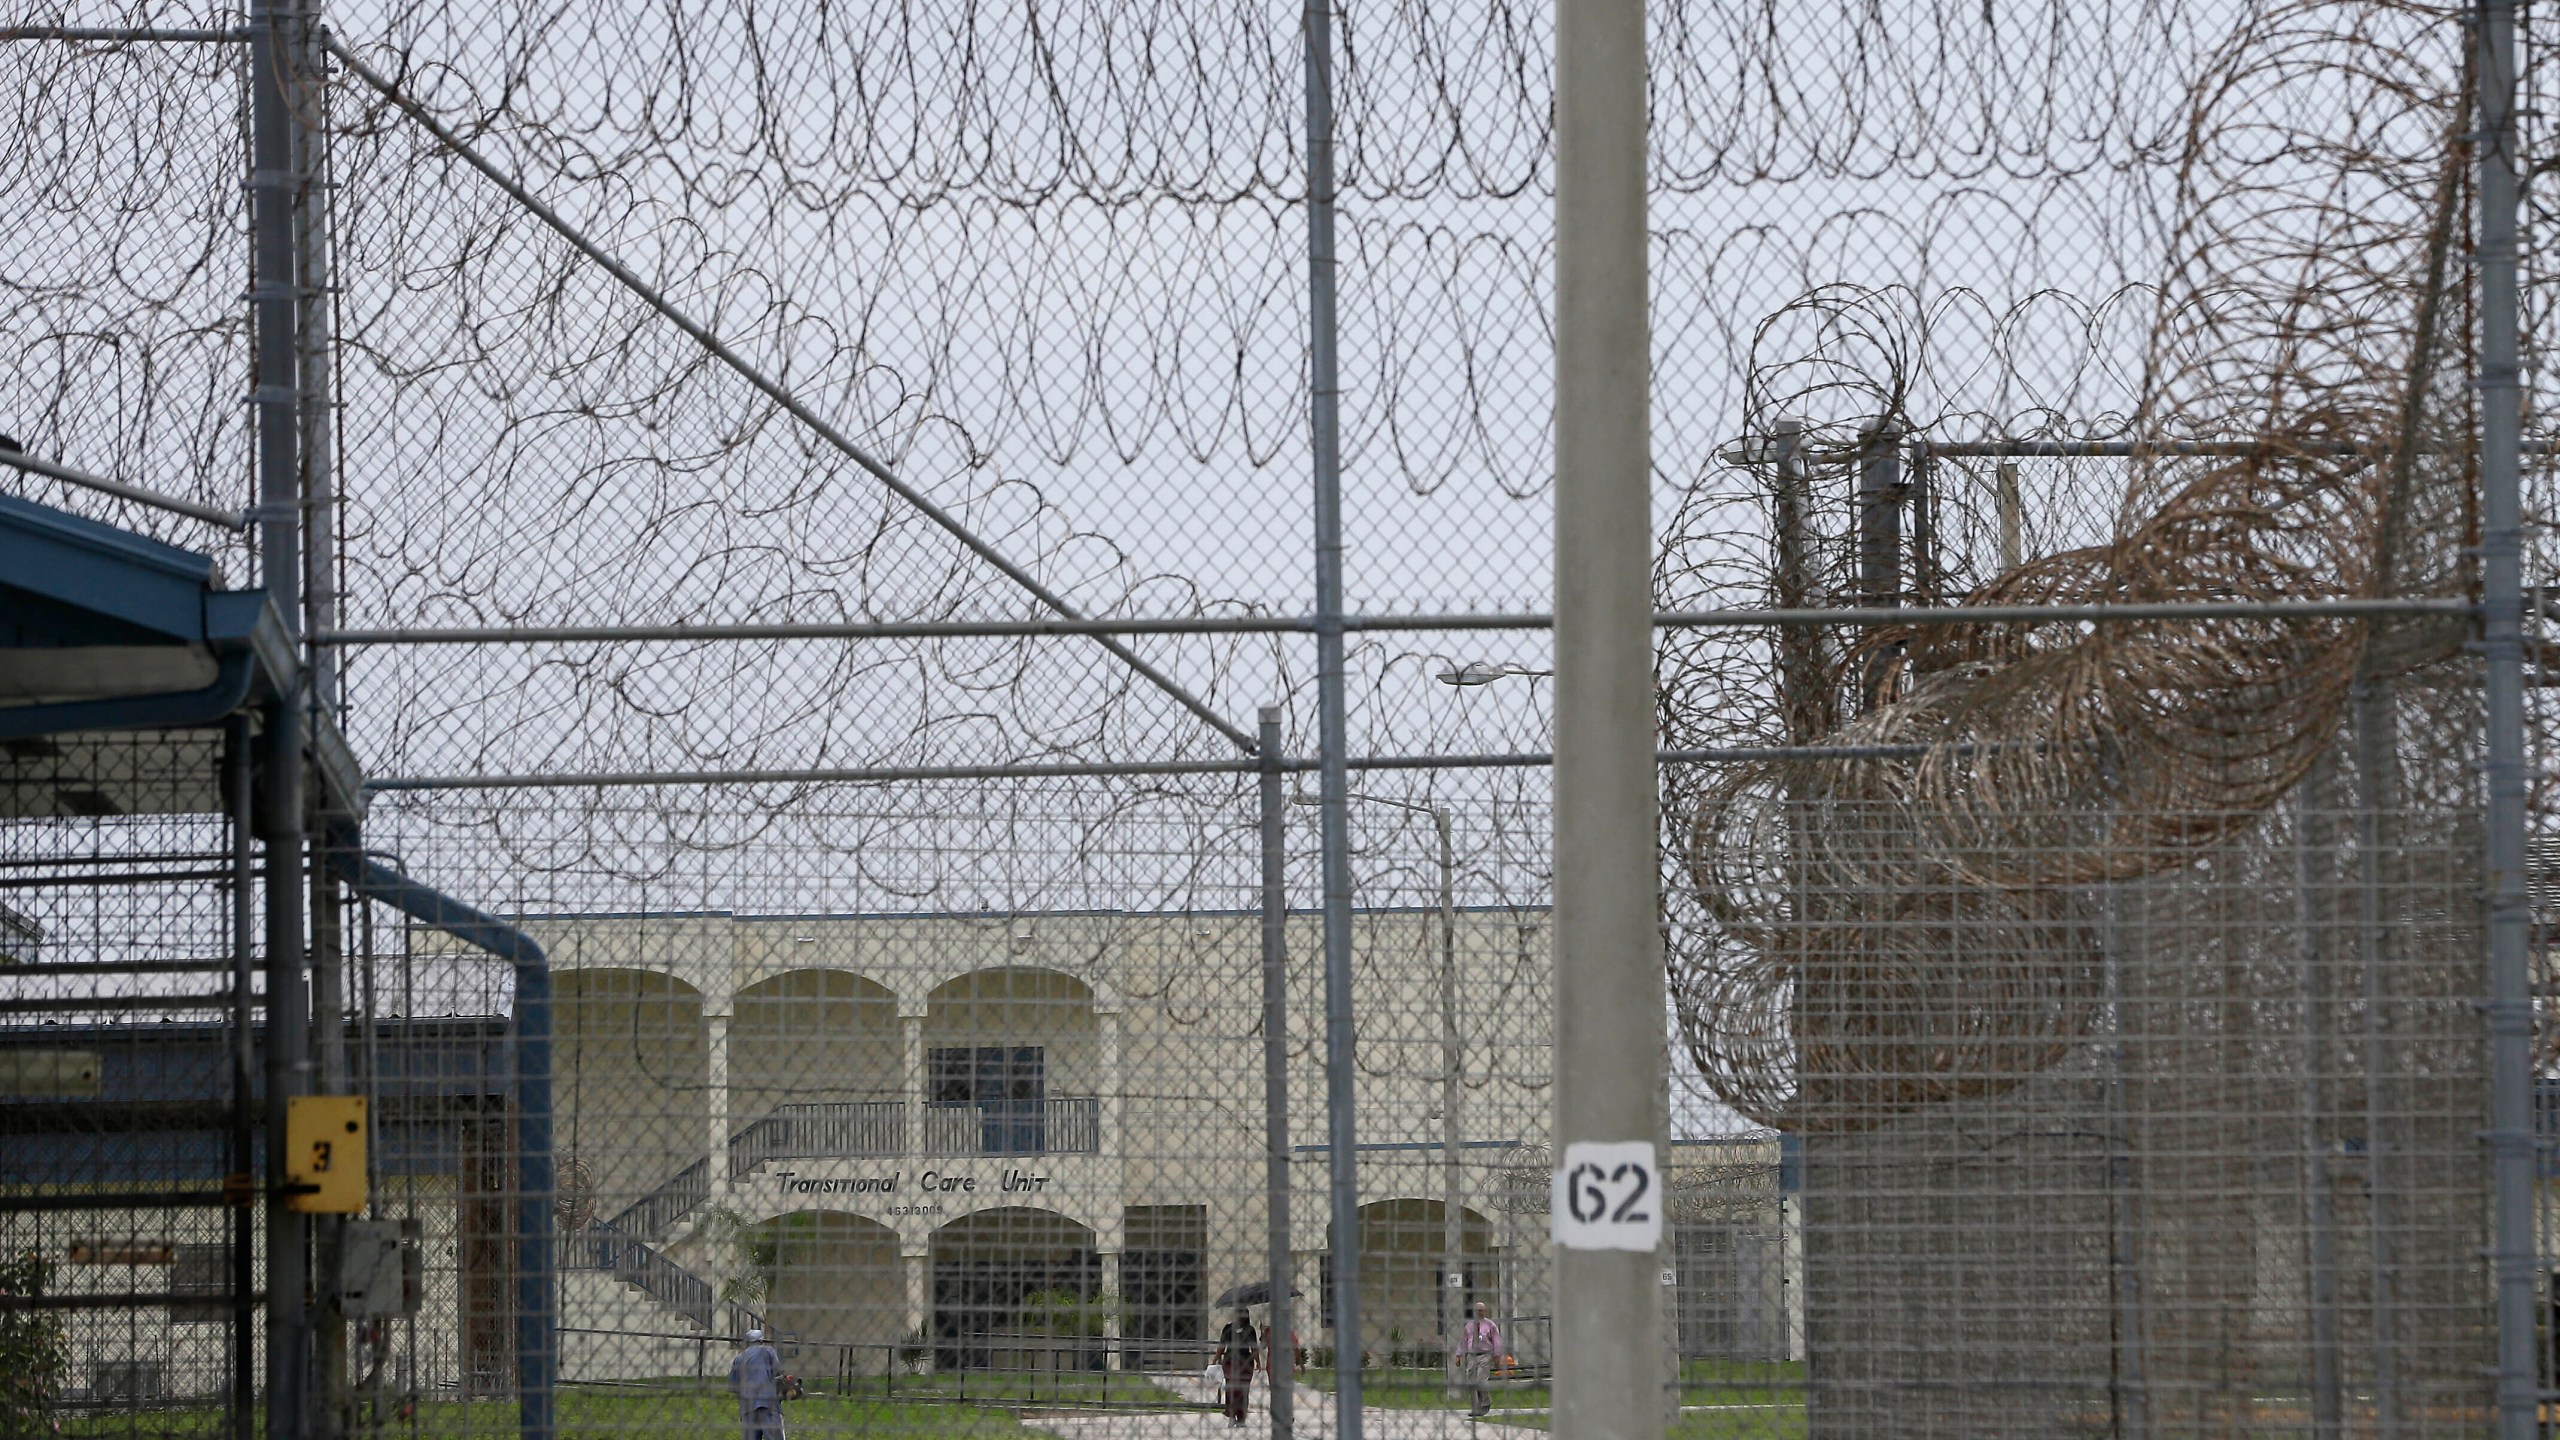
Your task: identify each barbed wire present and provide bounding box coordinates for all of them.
[0,0,2537,1103]
[1661,0,2484,1130]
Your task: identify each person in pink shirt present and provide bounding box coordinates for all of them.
[1454,1302,1501,1419]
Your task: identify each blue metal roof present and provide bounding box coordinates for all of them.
[0,491,296,744]
[0,491,250,648]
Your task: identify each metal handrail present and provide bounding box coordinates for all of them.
[921,1097,1100,1156]
[727,1100,907,1178]
[602,1157,710,1244]
[568,1219,717,1331]
[725,1097,1102,1169]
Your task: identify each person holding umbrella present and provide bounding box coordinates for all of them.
[1215,1305,1259,1426]
[1213,1270,1300,1404]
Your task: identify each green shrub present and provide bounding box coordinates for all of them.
[0,1249,67,1436]
[1016,1287,1115,1337]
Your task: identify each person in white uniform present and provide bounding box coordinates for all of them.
[728,1328,786,1440]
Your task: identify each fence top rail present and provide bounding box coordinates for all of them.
[354,737,2254,791]
[320,595,2472,646]
[0,24,243,41]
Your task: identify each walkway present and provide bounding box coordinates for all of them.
[1023,1374,1524,1438]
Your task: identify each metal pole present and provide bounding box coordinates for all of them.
[0,448,250,529]
[225,719,258,1440]
[261,703,309,1440]
[306,81,347,1383]
[1259,707,1298,1440]
[2291,763,2340,1440]
[250,3,304,628]
[2351,683,2403,1438]
[312,862,348,1440]
[1995,461,2023,573]
[2475,0,2534,1428]
[298,18,339,719]
[1769,419,1830,749]
[1769,419,1828,1420]
[515,952,558,1440]
[2098,876,2149,1440]
[1855,425,1903,605]
[1302,0,1363,1426]
[1437,808,1461,1394]
[1553,0,1664,1432]
[1854,423,1905,709]
[251,0,312,1428]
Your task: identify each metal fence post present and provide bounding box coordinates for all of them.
[226,719,259,1440]
[260,701,309,1440]
[1302,0,1364,1428]
[1854,423,1904,709]
[251,2,314,1430]
[2475,0,2535,1433]
[1436,806,1461,1398]
[1553,0,1664,1433]
[2292,762,2341,1440]
[1260,706,1297,1439]
[2352,681,2405,1436]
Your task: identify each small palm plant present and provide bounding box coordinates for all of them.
[0,1249,67,1436]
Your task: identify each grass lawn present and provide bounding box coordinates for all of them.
[58,1384,1077,1439]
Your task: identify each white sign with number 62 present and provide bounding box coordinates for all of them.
[1549,1141,1663,1251]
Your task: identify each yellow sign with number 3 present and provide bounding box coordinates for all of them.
[285,1095,369,1213]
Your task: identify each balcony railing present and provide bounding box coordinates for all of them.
[923,1097,1099,1156]
[728,1101,906,1178]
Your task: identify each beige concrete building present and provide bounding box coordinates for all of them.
[4,905,1791,1405]
[453,905,1570,1379]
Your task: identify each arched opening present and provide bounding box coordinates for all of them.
[729,970,902,1172]
[554,968,706,1217]
[929,1207,1100,1371]
[922,969,1099,1156]
[740,1211,905,1376]
[1327,1199,1494,1361]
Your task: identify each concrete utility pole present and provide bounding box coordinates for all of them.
[2475,0,2534,1434]
[1552,0,1666,1434]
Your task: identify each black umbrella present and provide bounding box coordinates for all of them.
[1211,1280,1306,1309]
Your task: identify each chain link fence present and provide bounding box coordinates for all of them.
[0,0,2551,1437]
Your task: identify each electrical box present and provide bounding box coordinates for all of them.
[285,1095,368,1213]
[335,1220,415,1318]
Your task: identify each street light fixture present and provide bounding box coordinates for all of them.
[1435,662,1551,687]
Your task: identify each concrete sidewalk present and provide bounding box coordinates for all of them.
[1021,1373,1521,1438]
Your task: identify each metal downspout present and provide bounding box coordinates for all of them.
[323,840,555,1440]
